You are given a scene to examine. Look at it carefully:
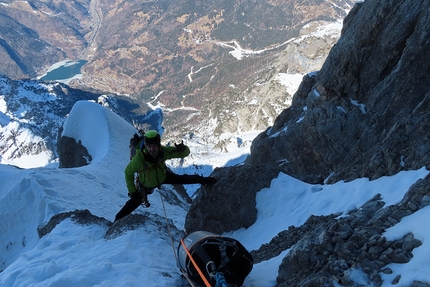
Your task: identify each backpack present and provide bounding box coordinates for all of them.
[129,130,145,160]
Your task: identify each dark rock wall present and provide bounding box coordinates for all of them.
[246,0,430,184]
[57,136,92,168]
[185,165,279,234]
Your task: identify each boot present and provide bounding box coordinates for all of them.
[201,177,217,186]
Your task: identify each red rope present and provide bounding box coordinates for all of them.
[180,238,212,287]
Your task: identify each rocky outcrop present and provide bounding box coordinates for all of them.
[57,136,92,168]
[37,209,185,243]
[251,173,430,286]
[185,165,279,234]
[37,209,111,238]
[105,212,185,241]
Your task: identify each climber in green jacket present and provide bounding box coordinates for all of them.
[114,129,216,221]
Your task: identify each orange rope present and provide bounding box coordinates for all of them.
[180,238,212,287]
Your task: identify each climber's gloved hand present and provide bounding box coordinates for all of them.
[174,140,186,152]
[130,133,141,148]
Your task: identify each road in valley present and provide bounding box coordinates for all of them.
[79,0,102,60]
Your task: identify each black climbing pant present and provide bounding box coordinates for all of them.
[114,172,208,222]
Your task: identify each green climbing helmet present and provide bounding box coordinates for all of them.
[144,130,161,146]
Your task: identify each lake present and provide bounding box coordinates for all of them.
[41,60,88,82]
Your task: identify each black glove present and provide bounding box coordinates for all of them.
[174,141,186,152]
[130,133,141,147]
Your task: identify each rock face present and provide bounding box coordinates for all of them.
[37,209,185,243]
[270,175,430,286]
[37,209,111,238]
[57,136,92,168]
[186,0,430,285]
[185,165,280,234]
[246,0,430,184]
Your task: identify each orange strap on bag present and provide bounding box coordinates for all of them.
[180,238,212,287]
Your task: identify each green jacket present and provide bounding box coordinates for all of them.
[125,144,190,193]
